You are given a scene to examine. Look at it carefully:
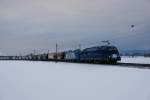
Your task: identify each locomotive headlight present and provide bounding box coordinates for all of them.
[111,54,117,59]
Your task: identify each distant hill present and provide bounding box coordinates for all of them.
[120,50,150,56]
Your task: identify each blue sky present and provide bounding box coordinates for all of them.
[0,0,150,55]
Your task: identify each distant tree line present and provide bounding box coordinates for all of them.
[144,53,150,57]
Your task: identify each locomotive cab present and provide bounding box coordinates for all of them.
[106,46,121,63]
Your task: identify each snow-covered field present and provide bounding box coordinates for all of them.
[121,56,150,64]
[0,61,150,100]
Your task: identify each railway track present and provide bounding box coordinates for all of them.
[57,61,150,69]
[50,60,150,69]
[116,63,150,69]
[0,59,150,69]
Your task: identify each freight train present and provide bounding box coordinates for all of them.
[29,45,121,64]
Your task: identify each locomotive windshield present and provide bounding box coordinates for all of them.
[107,46,119,53]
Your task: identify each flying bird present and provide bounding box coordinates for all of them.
[131,25,135,28]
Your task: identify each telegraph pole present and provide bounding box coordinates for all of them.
[33,49,36,55]
[56,43,58,60]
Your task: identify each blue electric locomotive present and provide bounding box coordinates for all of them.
[80,45,121,63]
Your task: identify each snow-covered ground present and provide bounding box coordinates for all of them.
[121,56,150,64]
[0,61,150,100]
